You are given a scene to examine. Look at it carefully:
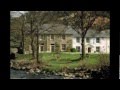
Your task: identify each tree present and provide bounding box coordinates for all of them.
[54,42,61,60]
[25,11,56,62]
[35,11,58,63]
[10,11,27,54]
[10,18,21,48]
[24,11,39,59]
[57,11,110,59]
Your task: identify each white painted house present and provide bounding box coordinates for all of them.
[72,29,110,54]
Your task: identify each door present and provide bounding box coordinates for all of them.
[51,44,55,52]
[41,45,44,51]
[88,47,91,53]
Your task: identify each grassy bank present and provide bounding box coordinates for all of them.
[13,53,110,72]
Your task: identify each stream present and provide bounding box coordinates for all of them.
[10,69,64,79]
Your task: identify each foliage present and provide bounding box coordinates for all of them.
[55,42,61,53]
[54,42,61,60]
[56,11,110,59]
[70,48,77,52]
[66,46,71,52]
[11,11,110,61]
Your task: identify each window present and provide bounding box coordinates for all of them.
[40,46,44,51]
[76,37,80,43]
[51,44,55,52]
[40,44,44,51]
[40,35,44,40]
[51,35,54,40]
[62,44,66,51]
[86,38,90,43]
[96,38,100,43]
[76,46,80,52]
[62,35,65,40]
[96,47,100,52]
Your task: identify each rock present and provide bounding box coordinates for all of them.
[64,73,69,77]
[52,71,56,74]
[68,73,74,77]
[26,66,31,70]
[55,73,59,76]
[75,73,80,77]
[36,68,41,73]
[29,69,34,73]
[79,73,84,77]
[57,72,63,76]
[64,77,70,79]
[60,72,65,76]
[43,71,46,74]
[86,75,90,78]
[22,67,26,70]
[26,72,29,74]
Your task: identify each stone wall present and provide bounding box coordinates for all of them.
[24,34,73,53]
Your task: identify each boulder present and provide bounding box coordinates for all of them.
[29,69,35,73]
[22,67,26,70]
[36,68,41,73]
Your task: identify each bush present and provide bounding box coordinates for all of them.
[70,48,77,52]
[17,47,23,54]
[98,53,110,68]
[54,42,61,60]
[66,46,71,52]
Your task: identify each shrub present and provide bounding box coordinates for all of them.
[54,42,61,60]
[66,46,71,52]
[98,53,110,68]
[17,47,23,54]
[71,48,77,52]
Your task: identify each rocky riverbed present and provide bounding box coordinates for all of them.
[10,69,64,79]
[10,68,87,79]
[10,60,110,79]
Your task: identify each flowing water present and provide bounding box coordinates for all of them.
[10,69,64,79]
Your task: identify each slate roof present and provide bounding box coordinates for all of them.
[71,29,110,38]
[28,24,110,37]
[39,24,72,34]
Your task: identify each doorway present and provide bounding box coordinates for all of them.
[88,47,91,53]
[51,44,55,52]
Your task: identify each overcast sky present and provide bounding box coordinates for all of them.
[10,11,27,17]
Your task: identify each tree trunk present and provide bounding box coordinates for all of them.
[31,36,35,59]
[30,21,36,59]
[36,29,39,63]
[81,37,85,60]
[21,29,24,54]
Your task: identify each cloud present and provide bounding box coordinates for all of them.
[10,11,27,17]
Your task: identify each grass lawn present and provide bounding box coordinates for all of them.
[15,53,110,71]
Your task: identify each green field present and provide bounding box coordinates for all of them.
[15,53,110,71]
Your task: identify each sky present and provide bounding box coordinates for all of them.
[10,11,26,17]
